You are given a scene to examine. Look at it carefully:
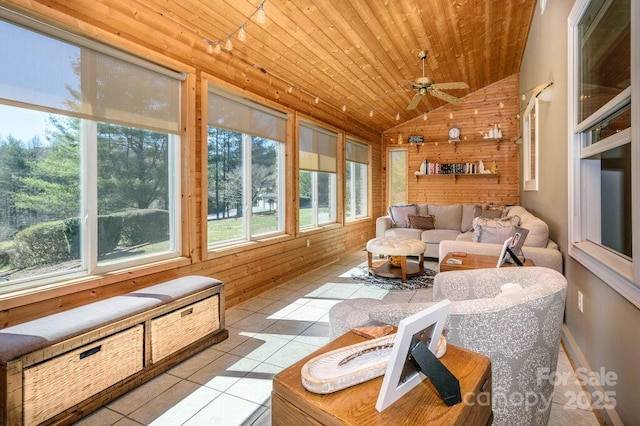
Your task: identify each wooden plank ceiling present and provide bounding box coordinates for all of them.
[14,0,536,135]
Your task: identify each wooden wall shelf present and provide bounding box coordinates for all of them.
[415,173,500,182]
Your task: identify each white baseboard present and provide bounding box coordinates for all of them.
[561,324,623,425]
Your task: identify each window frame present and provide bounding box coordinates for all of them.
[204,84,288,249]
[387,147,408,206]
[345,137,371,221]
[297,120,339,231]
[0,7,190,296]
[568,0,640,307]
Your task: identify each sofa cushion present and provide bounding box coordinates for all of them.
[507,206,549,247]
[422,229,461,244]
[461,204,476,233]
[427,204,462,230]
[455,232,474,242]
[472,216,521,244]
[407,214,435,230]
[385,227,423,240]
[388,204,417,228]
[474,204,507,219]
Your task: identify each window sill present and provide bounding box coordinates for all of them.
[569,241,639,308]
[0,256,192,311]
[207,234,293,258]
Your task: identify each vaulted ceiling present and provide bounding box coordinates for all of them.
[9,0,537,136]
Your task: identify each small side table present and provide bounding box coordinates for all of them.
[440,252,535,272]
[272,331,492,425]
[366,237,426,283]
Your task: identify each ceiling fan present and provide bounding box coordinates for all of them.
[406,51,469,110]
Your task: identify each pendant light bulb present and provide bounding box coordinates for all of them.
[257,3,266,24]
[449,112,453,119]
[238,25,246,42]
[499,101,504,108]
[342,104,347,112]
[206,41,213,54]
[423,112,428,121]
[287,85,293,93]
[225,36,233,51]
[214,41,222,54]
[396,112,400,121]
[314,96,320,104]
[474,108,478,115]
[369,110,374,117]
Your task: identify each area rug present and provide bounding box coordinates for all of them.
[351,266,436,290]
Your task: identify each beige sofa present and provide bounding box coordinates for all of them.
[376,204,562,272]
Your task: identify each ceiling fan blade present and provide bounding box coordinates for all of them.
[431,82,469,90]
[429,88,462,105]
[407,93,424,110]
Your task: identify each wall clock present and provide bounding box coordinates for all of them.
[448,126,460,141]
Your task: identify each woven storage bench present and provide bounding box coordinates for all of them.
[0,275,228,426]
[151,295,220,362]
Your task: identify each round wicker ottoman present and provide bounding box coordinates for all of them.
[366,237,426,283]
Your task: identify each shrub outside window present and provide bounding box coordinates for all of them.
[0,10,183,293]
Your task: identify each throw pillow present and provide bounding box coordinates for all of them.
[388,204,417,228]
[407,214,435,230]
[473,204,507,219]
[472,215,520,244]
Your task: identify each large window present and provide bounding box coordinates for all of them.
[569,0,639,303]
[0,9,183,293]
[299,122,337,229]
[345,138,370,221]
[206,87,286,247]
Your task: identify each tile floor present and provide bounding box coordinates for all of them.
[76,251,603,425]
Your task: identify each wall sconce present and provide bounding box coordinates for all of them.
[536,82,554,103]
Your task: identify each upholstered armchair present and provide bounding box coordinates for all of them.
[328,266,567,426]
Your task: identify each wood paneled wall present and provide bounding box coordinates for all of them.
[382,74,520,206]
[0,1,381,327]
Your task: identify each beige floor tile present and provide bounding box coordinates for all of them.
[166,347,225,379]
[187,353,259,392]
[73,407,124,425]
[229,333,291,362]
[128,380,220,425]
[263,340,318,368]
[183,393,266,426]
[108,373,181,416]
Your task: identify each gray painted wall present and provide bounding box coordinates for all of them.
[519,1,639,424]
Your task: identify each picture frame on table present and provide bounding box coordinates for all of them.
[376,299,459,412]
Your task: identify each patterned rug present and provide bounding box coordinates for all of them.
[351,266,437,290]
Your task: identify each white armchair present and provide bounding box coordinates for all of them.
[328,266,567,426]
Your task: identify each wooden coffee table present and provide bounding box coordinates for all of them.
[440,252,535,272]
[272,330,492,425]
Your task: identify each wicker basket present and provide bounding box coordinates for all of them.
[151,295,220,362]
[22,325,144,425]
